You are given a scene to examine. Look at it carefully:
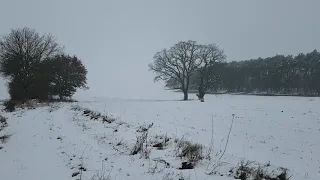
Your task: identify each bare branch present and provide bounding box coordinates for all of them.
[197,44,226,93]
[0,27,62,79]
[149,40,204,99]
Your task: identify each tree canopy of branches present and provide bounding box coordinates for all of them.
[166,49,320,97]
[149,40,225,100]
[43,54,88,100]
[0,27,62,100]
[196,44,226,99]
[0,27,88,102]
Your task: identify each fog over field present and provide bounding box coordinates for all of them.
[0,1,320,180]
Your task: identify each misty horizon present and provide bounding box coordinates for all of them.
[1,0,319,100]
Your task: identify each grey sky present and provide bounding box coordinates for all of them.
[0,0,319,99]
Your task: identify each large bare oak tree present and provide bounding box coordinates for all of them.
[149,41,226,100]
[149,40,201,100]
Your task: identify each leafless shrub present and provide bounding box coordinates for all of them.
[0,115,10,144]
[230,159,255,180]
[148,157,171,174]
[72,145,89,180]
[229,160,292,180]
[175,138,203,165]
[0,115,8,131]
[116,138,123,146]
[253,167,265,180]
[72,171,80,177]
[102,115,116,124]
[0,134,11,143]
[110,138,130,155]
[207,161,229,175]
[130,134,145,155]
[150,133,170,150]
[277,167,291,180]
[130,123,153,159]
[136,123,154,132]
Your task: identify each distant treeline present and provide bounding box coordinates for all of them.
[166,50,320,96]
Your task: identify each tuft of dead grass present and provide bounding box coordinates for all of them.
[130,123,153,159]
[229,159,292,180]
[0,134,11,143]
[175,138,204,165]
[71,105,116,124]
[150,133,170,150]
[0,115,8,131]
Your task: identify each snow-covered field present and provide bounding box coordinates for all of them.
[1,93,320,180]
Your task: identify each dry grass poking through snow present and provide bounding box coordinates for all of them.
[0,134,11,143]
[229,159,291,180]
[71,105,116,123]
[59,104,294,180]
[1,96,303,180]
[150,134,170,150]
[0,115,10,146]
[0,115,8,131]
[174,137,204,168]
[130,123,154,159]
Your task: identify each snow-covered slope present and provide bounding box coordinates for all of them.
[1,94,319,180]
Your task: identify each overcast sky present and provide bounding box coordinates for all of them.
[0,0,319,100]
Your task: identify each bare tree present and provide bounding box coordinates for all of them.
[0,27,62,100]
[149,40,201,100]
[196,44,226,100]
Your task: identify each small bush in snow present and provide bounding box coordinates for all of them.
[102,115,116,124]
[0,115,8,131]
[3,100,16,112]
[0,134,11,143]
[150,133,170,150]
[229,159,291,180]
[175,138,203,165]
[136,123,154,132]
[131,123,153,158]
[148,158,170,175]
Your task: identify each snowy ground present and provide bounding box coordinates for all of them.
[0,93,320,180]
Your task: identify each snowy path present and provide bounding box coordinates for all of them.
[0,108,71,180]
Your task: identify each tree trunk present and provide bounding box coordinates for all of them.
[183,90,188,100]
[197,77,206,99]
[59,94,63,101]
[197,88,205,99]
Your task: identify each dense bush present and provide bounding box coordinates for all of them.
[0,27,88,104]
[3,100,16,112]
